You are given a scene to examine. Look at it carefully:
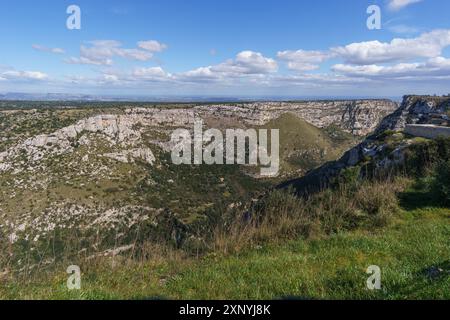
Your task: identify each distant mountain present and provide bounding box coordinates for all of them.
[0,92,400,103]
[0,92,108,101]
[0,92,252,102]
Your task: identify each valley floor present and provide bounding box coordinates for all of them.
[1,205,448,300]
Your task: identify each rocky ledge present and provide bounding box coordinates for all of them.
[281,95,450,194]
[0,99,396,174]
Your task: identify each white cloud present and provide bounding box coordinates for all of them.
[272,73,368,87]
[32,44,65,54]
[132,67,170,80]
[114,48,153,61]
[137,40,168,52]
[103,74,119,82]
[387,24,419,34]
[177,67,219,82]
[332,29,450,65]
[277,50,331,72]
[388,0,423,11]
[232,51,278,73]
[1,70,48,80]
[133,67,166,77]
[333,56,450,79]
[176,51,277,83]
[80,67,173,86]
[29,28,450,94]
[66,40,155,66]
[65,56,114,66]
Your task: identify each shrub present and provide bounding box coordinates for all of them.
[430,160,450,206]
[210,176,408,255]
[335,166,361,189]
[353,179,404,227]
[436,137,450,161]
[403,137,450,177]
[377,130,396,140]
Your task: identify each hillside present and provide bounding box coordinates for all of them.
[250,113,358,177]
[0,97,448,300]
[0,100,388,268]
[2,168,449,299]
[280,95,450,194]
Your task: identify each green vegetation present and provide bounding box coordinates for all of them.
[431,160,450,205]
[0,103,448,300]
[1,144,449,299]
[259,113,358,177]
[1,179,448,299]
[0,111,359,268]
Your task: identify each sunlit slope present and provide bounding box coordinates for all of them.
[258,112,358,176]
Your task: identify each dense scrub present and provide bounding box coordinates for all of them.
[1,137,449,300]
[1,177,448,300]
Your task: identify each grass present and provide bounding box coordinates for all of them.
[259,113,358,176]
[166,208,449,300]
[1,196,448,300]
[1,111,449,300]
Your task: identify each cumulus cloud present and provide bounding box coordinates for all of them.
[80,67,173,86]
[232,51,278,73]
[65,56,114,66]
[176,67,219,82]
[131,67,171,81]
[133,67,167,77]
[181,51,277,81]
[36,28,450,93]
[66,40,159,65]
[333,56,450,79]
[387,0,423,11]
[1,70,48,80]
[32,44,65,54]
[277,50,331,72]
[137,40,168,52]
[332,29,450,65]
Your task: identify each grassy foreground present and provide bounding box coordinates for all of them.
[1,204,448,300]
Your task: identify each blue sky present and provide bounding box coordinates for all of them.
[1,0,450,98]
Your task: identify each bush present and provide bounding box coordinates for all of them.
[334,166,361,189]
[405,141,439,176]
[404,137,450,177]
[436,137,450,161]
[430,160,450,206]
[211,177,408,254]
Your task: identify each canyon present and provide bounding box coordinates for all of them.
[0,97,426,265]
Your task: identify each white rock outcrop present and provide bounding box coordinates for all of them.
[103,148,156,165]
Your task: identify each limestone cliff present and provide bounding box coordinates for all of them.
[280,95,450,194]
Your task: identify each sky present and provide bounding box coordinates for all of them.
[1,0,450,98]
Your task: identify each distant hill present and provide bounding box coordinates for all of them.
[257,113,358,177]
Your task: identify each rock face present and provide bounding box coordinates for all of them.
[0,100,396,174]
[280,95,450,194]
[0,99,401,261]
[0,114,147,173]
[195,100,397,136]
[372,95,450,134]
[103,148,156,165]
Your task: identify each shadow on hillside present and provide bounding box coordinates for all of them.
[398,190,436,210]
[398,180,438,210]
